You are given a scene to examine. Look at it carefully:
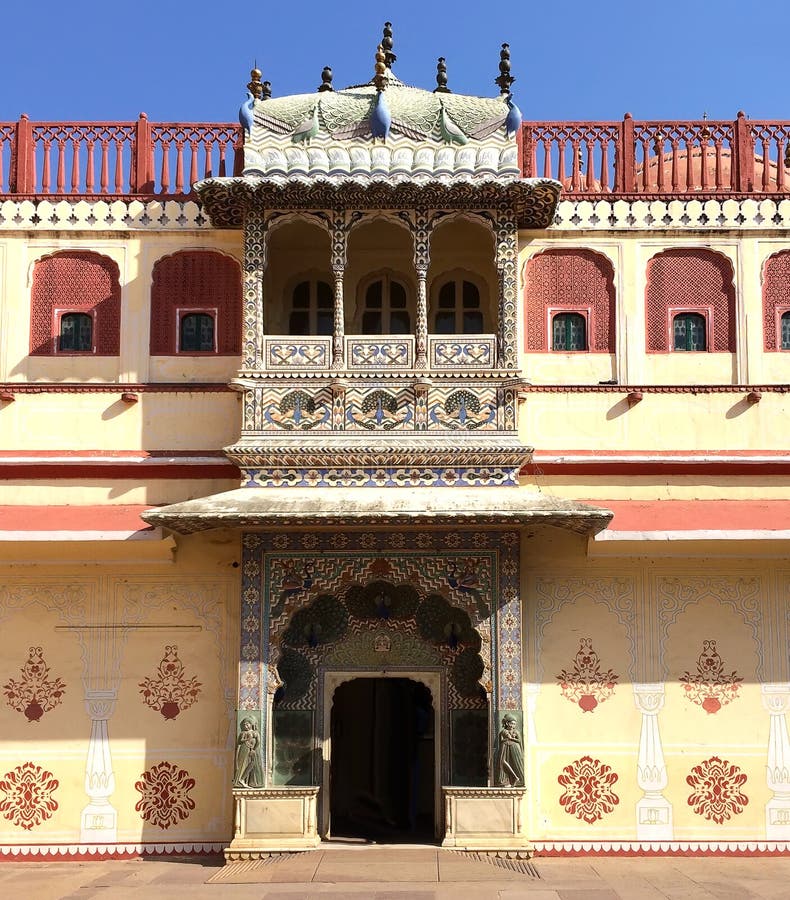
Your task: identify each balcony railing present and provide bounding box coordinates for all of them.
[262,335,498,371]
[1,113,788,200]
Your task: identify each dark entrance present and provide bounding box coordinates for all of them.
[330,677,435,842]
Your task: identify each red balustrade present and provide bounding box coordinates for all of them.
[1,113,788,199]
[522,113,790,197]
[3,114,243,198]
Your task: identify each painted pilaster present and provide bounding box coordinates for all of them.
[413,210,431,369]
[495,216,519,370]
[330,215,347,369]
[762,682,790,839]
[633,682,673,840]
[243,207,267,370]
[80,690,117,843]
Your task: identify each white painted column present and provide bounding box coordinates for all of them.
[80,690,118,843]
[633,683,673,840]
[762,683,790,839]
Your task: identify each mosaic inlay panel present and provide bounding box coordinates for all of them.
[240,530,522,716]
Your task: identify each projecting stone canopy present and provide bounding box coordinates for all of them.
[195,176,561,230]
[140,487,613,536]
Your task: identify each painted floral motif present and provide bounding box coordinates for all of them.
[680,640,743,714]
[3,647,66,722]
[134,761,195,829]
[558,755,620,823]
[138,646,201,720]
[686,756,748,824]
[556,638,619,712]
[0,762,59,829]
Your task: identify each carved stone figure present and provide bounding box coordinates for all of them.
[495,714,524,787]
[234,717,264,788]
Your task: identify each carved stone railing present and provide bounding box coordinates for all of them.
[430,335,496,369]
[0,115,241,197]
[260,335,499,373]
[2,115,788,200]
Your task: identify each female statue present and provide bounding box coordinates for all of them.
[495,714,524,787]
[234,716,264,788]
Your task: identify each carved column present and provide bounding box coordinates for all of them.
[330,214,348,369]
[633,683,673,840]
[495,216,519,370]
[80,690,118,843]
[243,207,267,370]
[413,211,431,369]
[762,683,790,839]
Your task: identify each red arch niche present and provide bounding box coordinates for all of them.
[524,249,615,352]
[645,249,736,353]
[762,251,790,351]
[150,250,242,355]
[30,251,121,355]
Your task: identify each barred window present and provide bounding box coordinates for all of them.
[552,312,587,351]
[179,313,215,352]
[58,312,93,352]
[673,312,707,351]
[781,311,790,351]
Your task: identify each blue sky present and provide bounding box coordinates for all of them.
[2,1,788,123]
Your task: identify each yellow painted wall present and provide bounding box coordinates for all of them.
[523,534,788,842]
[0,534,239,847]
[519,234,790,386]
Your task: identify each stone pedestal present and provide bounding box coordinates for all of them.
[225,787,320,859]
[80,692,118,843]
[441,787,532,853]
[762,683,790,840]
[633,683,673,840]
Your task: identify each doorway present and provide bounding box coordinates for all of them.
[329,677,435,842]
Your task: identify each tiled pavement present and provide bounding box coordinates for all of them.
[0,848,789,899]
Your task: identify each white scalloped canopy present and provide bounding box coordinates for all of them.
[244,77,519,182]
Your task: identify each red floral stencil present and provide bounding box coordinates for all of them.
[556,638,619,712]
[680,640,742,715]
[0,762,59,829]
[686,756,748,823]
[558,755,620,823]
[134,761,195,829]
[3,647,66,722]
[139,646,201,720]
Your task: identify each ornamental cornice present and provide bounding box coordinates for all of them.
[194,176,560,230]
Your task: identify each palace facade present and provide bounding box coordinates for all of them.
[1,25,789,860]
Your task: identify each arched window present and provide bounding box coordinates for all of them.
[361,276,410,334]
[288,279,333,335]
[762,251,790,351]
[30,251,121,356]
[58,312,93,352]
[524,249,615,352]
[179,313,215,352]
[672,312,707,351]
[645,249,735,352]
[433,278,483,334]
[552,312,587,351]
[781,311,790,351]
[150,251,241,355]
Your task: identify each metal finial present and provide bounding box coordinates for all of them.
[382,21,396,69]
[434,57,451,94]
[318,66,334,92]
[374,44,388,91]
[261,80,272,101]
[494,42,515,95]
[247,66,263,100]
